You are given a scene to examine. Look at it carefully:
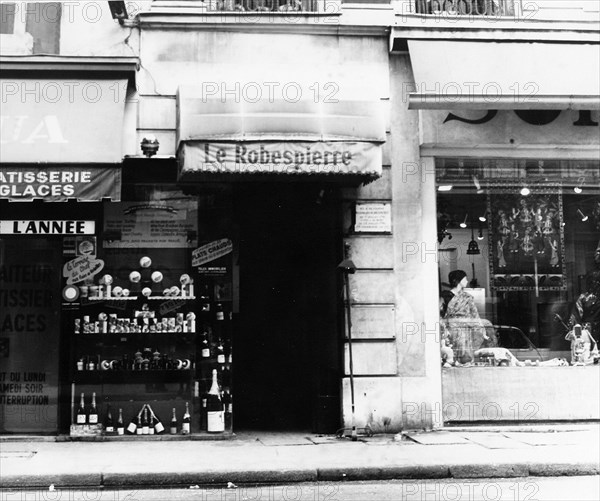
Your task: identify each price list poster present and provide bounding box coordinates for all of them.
[0,239,62,432]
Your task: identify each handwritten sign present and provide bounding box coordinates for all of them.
[355,203,392,233]
[63,256,104,284]
[192,239,233,267]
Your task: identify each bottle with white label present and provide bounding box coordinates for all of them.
[76,393,87,424]
[170,407,178,435]
[200,331,211,358]
[88,392,98,424]
[181,402,191,435]
[216,340,225,364]
[142,406,150,435]
[104,404,115,435]
[207,369,225,433]
[148,405,164,434]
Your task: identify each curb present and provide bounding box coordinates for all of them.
[2,462,599,489]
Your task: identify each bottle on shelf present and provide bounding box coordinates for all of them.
[215,303,224,321]
[170,407,178,435]
[117,408,125,435]
[76,392,87,424]
[142,406,150,435]
[200,331,211,358]
[148,405,164,434]
[88,392,99,425]
[207,369,225,433]
[104,404,115,435]
[215,340,225,364]
[222,389,232,429]
[219,364,232,390]
[224,338,232,364]
[182,402,191,435]
[136,410,144,435]
[126,407,141,435]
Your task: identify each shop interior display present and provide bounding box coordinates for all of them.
[436,158,600,369]
[68,255,233,438]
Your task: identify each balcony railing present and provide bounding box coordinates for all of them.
[414,0,518,16]
[203,0,319,12]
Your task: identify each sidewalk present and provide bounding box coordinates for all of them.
[1,425,599,489]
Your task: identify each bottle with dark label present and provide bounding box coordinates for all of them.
[142,406,150,435]
[104,404,115,435]
[169,407,178,435]
[207,369,225,433]
[222,389,232,430]
[76,392,87,424]
[117,408,125,435]
[219,364,232,390]
[182,402,191,435]
[200,330,211,358]
[88,392,98,424]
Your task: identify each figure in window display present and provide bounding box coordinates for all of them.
[497,237,507,268]
[567,240,600,364]
[442,270,494,365]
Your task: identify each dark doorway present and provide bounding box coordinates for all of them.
[233,183,342,432]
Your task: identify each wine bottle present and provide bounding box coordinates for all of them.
[222,389,232,429]
[200,330,211,358]
[182,402,191,435]
[219,364,232,390]
[117,408,125,435]
[104,404,115,434]
[136,409,144,435]
[207,369,225,433]
[215,303,224,321]
[148,405,164,434]
[142,406,150,435]
[126,410,137,435]
[76,392,87,424]
[169,407,178,435]
[88,392,99,424]
[225,338,232,364]
[216,340,225,364]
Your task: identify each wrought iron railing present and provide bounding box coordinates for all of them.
[203,0,319,12]
[414,0,518,16]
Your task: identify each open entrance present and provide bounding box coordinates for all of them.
[233,183,342,432]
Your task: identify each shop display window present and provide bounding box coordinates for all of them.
[436,158,600,368]
[65,188,234,438]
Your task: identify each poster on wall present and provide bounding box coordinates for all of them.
[103,200,198,249]
[0,240,61,433]
[488,186,566,290]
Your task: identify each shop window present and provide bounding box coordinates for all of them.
[436,158,600,368]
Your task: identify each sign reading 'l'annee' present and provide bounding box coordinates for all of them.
[0,220,95,235]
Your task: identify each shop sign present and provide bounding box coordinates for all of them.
[354,203,392,233]
[0,220,95,235]
[103,200,198,249]
[0,78,128,164]
[62,255,105,285]
[179,142,382,178]
[192,239,233,267]
[0,167,122,202]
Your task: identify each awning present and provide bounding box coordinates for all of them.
[0,56,138,164]
[0,166,121,202]
[407,41,600,110]
[178,141,382,182]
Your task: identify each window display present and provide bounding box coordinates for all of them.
[436,158,600,369]
[64,194,234,438]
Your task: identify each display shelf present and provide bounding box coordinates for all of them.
[73,370,193,384]
[87,296,139,301]
[74,332,197,339]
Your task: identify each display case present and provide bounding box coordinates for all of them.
[65,247,234,439]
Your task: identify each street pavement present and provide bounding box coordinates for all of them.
[1,425,599,489]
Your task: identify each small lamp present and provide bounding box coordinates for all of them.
[466,226,481,255]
